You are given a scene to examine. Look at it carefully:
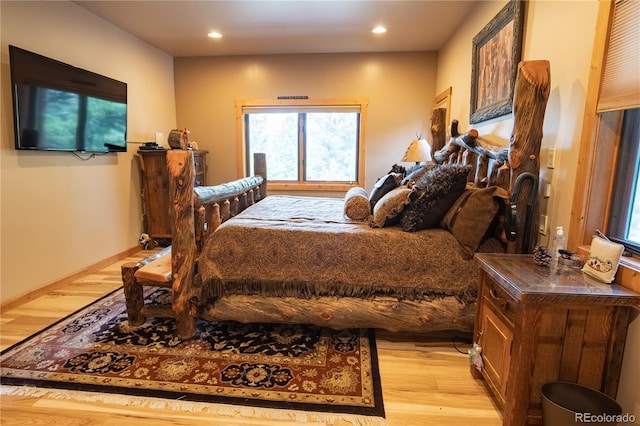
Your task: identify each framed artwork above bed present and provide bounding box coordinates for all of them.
[469,0,525,124]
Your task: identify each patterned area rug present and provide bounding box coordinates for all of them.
[0,288,384,423]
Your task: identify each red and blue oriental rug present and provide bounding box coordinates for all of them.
[0,288,385,424]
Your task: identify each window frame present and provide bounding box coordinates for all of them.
[607,108,640,252]
[235,98,368,191]
[570,0,639,291]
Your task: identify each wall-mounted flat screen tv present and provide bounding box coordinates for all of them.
[9,45,128,153]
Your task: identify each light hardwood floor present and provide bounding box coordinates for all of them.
[0,249,502,426]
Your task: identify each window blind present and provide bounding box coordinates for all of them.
[597,0,640,112]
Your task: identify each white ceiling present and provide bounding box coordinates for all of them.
[74,1,479,57]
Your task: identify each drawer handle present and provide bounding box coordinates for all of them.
[195,162,201,167]
[489,288,509,312]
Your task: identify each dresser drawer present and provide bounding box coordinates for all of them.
[482,276,517,327]
[192,151,207,187]
[193,154,206,175]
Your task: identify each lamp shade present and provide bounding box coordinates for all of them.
[401,139,432,163]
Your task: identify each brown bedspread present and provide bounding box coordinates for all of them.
[198,195,497,304]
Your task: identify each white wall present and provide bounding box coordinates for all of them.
[619,310,640,422]
[0,1,177,302]
[437,0,638,419]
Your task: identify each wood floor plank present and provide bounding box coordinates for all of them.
[0,249,501,425]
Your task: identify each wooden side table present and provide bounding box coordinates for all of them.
[472,253,640,426]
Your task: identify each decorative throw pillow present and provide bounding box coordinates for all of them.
[441,184,510,258]
[400,164,471,232]
[388,163,407,176]
[369,186,413,228]
[401,164,436,187]
[343,187,371,221]
[369,172,403,210]
[582,236,625,283]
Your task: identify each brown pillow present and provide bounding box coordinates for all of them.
[343,187,371,221]
[369,186,413,228]
[441,184,509,258]
[400,164,471,232]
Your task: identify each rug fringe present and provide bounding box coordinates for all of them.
[1,385,387,425]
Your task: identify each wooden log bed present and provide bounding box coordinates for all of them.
[122,60,550,340]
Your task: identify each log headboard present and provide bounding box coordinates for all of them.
[432,60,551,255]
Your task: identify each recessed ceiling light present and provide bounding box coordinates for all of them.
[372,26,387,34]
[208,31,223,39]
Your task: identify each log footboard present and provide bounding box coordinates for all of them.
[121,152,266,339]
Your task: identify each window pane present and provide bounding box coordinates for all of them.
[247,113,298,180]
[608,108,640,251]
[305,112,358,182]
[629,167,640,243]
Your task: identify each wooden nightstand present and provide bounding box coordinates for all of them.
[472,253,640,426]
[138,149,208,244]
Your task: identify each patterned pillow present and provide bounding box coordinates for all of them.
[582,236,625,283]
[441,185,509,258]
[400,164,471,232]
[401,164,436,187]
[343,187,371,221]
[369,173,403,210]
[369,186,413,228]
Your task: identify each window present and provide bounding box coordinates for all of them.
[608,108,640,252]
[571,0,640,269]
[236,99,367,191]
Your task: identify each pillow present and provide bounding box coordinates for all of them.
[388,163,407,176]
[582,236,625,283]
[401,164,436,187]
[369,186,413,228]
[343,187,371,221]
[441,184,510,258]
[369,172,403,209]
[400,164,471,232]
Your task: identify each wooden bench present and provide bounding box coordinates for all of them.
[120,152,267,336]
[121,246,173,325]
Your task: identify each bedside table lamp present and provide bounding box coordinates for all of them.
[401,138,432,166]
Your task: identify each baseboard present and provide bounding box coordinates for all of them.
[0,246,142,312]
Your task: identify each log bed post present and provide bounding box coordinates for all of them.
[166,151,267,340]
[507,60,551,254]
[167,150,198,339]
[430,107,447,158]
[254,153,267,197]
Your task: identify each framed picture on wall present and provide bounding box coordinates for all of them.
[469,0,525,124]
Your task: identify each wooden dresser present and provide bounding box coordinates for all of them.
[472,253,640,426]
[137,149,208,244]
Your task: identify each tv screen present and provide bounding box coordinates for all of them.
[9,45,127,153]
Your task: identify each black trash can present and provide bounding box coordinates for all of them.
[541,382,622,426]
